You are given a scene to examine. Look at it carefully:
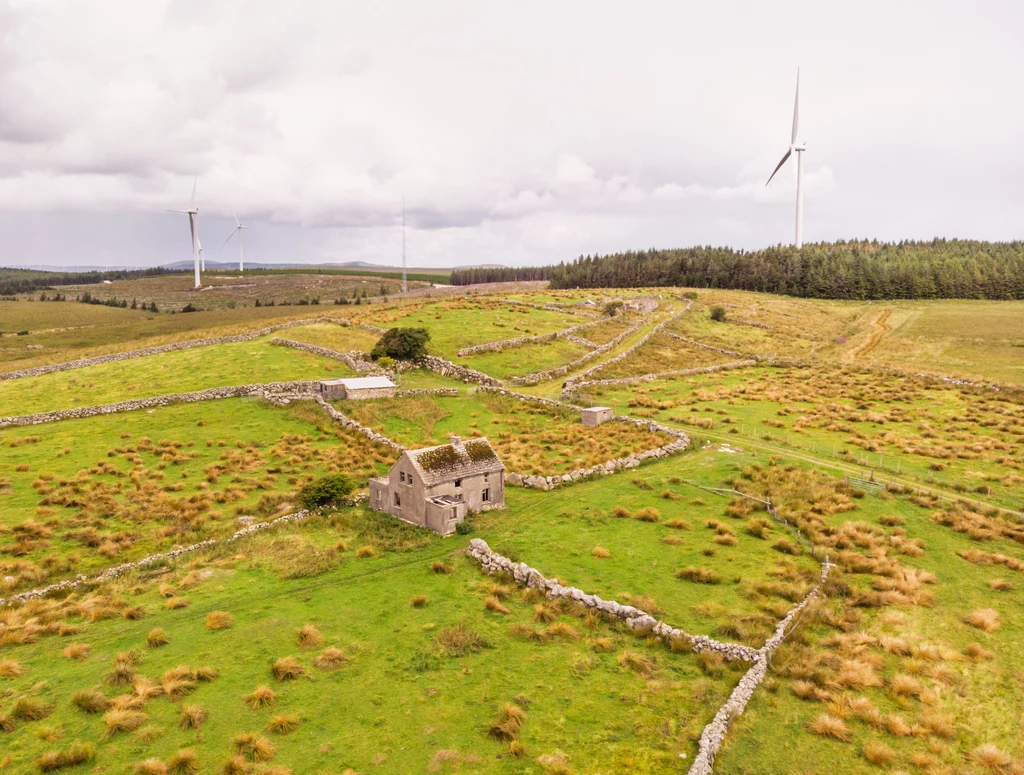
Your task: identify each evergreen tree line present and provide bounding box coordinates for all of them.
[0,266,175,296]
[448,266,551,285]
[544,240,1024,300]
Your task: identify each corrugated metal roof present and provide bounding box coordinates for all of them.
[332,376,396,390]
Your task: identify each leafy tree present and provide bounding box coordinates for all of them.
[602,300,624,316]
[298,474,354,509]
[710,306,727,322]
[370,327,430,361]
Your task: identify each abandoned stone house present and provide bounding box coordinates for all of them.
[369,435,505,535]
[318,375,396,400]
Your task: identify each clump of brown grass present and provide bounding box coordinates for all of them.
[430,561,454,574]
[675,566,720,584]
[698,651,725,678]
[489,703,527,741]
[36,741,95,772]
[147,628,170,648]
[232,732,277,762]
[267,714,300,735]
[970,744,1013,772]
[861,740,894,766]
[807,713,852,742]
[590,637,614,653]
[355,545,377,558]
[178,704,206,731]
[665,518,691,530]
[617,650,655,677]
[634,507,661,523]
[296,624,324,648]
[243,685,276,710]
[168,748,199,775]
[772,538,803,555]
[312,647,347,670]
[485,595,511,614]
[0,658,24,678]
[918,712,955,740]
[411,595,429,607]
[63,643,90,661]
[436,621,488,657]
[964,608,1001,632]
[218,754,250,774]
[888,674,923,698]
[72,688,111,714]
[533,603,557,623]
[103,708,148,737]
[611,506,631,518]
[206,611,235,630]
[884,715,912,737]
[545,622,579,640]
[192,666,219,683]
[965,642,992,662]
[13,697,52,721]
[270,657,304,681]
[133,758,168,775]
[591,546,610,558]
[536,750,572,775]
[988,578,1014,591]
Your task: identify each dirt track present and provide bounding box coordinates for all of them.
[851,308,892,358]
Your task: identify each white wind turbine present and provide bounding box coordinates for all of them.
[221,213,247,273]
[169,177,202,288]
[765,68,806,249]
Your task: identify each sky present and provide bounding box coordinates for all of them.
[1,0,1021,269]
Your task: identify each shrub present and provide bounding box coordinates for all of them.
[808,713,852,742]
[312,647,347,670]
[168,749,199,775]
[489,703,527,741]
[709,306,726,322]
[271,657,304,681]
[370,327,430,361]
[206,611,235,630]
[179,704,206,731]
[72,689,111,714]
[62,643,90,660]
[964,608,1001,632]
[147,628,170,648]
[591,546,610,558]
[296,624,324,649]
[243,685,276,710]
[676,566,721,584]
[298,474,354,509]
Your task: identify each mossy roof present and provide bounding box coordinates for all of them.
[404,437,504,485]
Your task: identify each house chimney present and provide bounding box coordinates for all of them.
[449,434,463,450]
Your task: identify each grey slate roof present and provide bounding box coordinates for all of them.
[405,437,505,485]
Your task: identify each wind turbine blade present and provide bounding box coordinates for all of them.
[190,176,197,205]
[791,67,800,143]
[765,149,792,186]
[221,228,238,249]
[233,212,240,227]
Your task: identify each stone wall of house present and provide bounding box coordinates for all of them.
[455,317,606,357]
[466,538,758,662]
[271,337,381,372]
[0,381,317,429]
[314,395,406,452]
[561,302,692,390]
[0,316,356,381]
[418,355,503,387]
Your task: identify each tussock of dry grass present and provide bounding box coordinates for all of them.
[970,744,1013,772]
[178,704,206,731]
[35,741,95,772]
[147,628,169,648]
[591,546,610,558]
[72,689,111,714]
[861,740,894,765]
[964,608,1001,632]
[103,708,148,737]
[436,621,488,657]
[133,758,168,775]
[675,566,720,584]
[206,611,235,630]
[430,561,454,574]
[489,703,527,742]
[270,657,304,681]
[617,649,655,677]
[312,647,347,670]
[168,748,198,775]
[63,643,91,661]
[807,713,852,742]
[0,658,24,678]
[232,732,277,762]
[295,624,324,648]
[484,595,511,614]
[411,595,429,607]
[243,685,276,710]
[267,714,300,735]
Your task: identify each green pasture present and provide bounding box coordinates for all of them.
[273,321,381,354]
[0,339,350,416]
[460,337,591,378]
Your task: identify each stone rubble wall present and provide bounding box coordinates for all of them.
[466,538,757,661]
[687,559,833,775]
[0,316,354,381]
[730,318,774,330]
[0,508,315,607]
[564,335,598,349]
[665,333,757,360]
[499,298,599,318]
[564,360,758,399]
[358,322,389,334]
[271,337,382,372]
[477,384,583,411]
[510,317,652,385]
[455,317,607,357]
[394,388,459,398]
[314,395,407,452]
[418,355,503,387]
[561,302,693,390]
[0,381,318,429]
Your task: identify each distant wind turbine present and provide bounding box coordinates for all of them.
[168,177,202,288]
[221,213,248,273]
[765,68,806,249]
[401,197,407,294]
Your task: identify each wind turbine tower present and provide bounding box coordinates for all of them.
[169,177,202,289]
[401,197,407,294]
[765,68,806,249]
[222,214,248,273]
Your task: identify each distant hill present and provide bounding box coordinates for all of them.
[541,240,1024,300]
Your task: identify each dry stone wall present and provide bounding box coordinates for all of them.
[271,337,381,372]
[394,388,459,398]
[0,381,317,429]
[418,355,503,387]
[665,333,756,360]
[466,538,757,661]
[0,316,354,381]
[564,360,758,399]
[510,317,651,385]
[314,395,406,452]
[455,317,605,357]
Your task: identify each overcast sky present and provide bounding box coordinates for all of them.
[1,0,1021,269]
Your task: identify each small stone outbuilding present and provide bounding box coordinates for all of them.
[369,435,505,535]
[581,406,614,426]
[319,376,396,401]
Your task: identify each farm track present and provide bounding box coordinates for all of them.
[850,308,892,358]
